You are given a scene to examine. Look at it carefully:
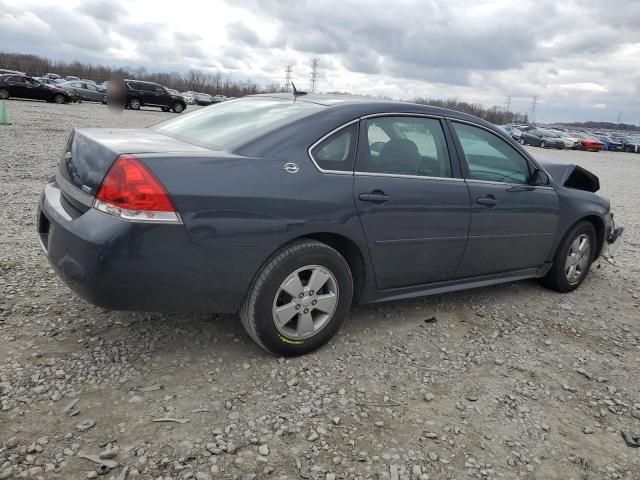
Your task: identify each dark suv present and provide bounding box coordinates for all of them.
[124,80,187,113]
[0,74,72,104]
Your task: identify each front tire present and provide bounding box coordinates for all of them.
[541,221,596,293]
[519,137,526,145]
[240,240,353,356]
[540,141,546,148]
[172,102,184,113]
[0,88,9,100]
[53,94,65,104]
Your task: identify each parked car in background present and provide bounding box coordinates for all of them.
[594,135,624,152]
[60,81,107,103]
[211,94,228,103]
[0,68,25,75]
[37,94,623,355]
[549,130,581,149]
[181,91,196,104]
[64,75,80,81]
[123,79,187,112]
[518,128,565,149]
[34,77,64,88]
[45,73,61,80]
[194,92,213,106]
[0,74,72,103]
[612,135,640,153]
[575,133,606,152]
[498,125,523,141]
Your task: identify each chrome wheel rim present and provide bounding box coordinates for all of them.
[131,99,140,109]
[174,104,183,112]
[565,234,591,283]
[55,95,64,104]
[272,265,339,340]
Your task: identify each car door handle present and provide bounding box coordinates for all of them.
[476,195,498,207]
[359,192,390,203]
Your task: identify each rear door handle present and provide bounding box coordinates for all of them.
[359,192,390,203]
[476,195,498,207]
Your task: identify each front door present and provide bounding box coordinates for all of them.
[449,121,559,277]
[354,115,471,290]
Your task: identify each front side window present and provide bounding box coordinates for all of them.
[452,122,531,184]
[358,116,451,178]
[310,123,357,172]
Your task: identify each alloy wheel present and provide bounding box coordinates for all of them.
[565,234,591,283]
[272,265,339,340]
[0,89,8,99]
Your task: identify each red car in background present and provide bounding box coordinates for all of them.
[574,133,605,152]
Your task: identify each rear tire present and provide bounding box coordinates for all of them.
[0,88,9,100]
[53,94,65,104]
[240,240,353,356]
[172,102,184,113]
[128,97,141,110]
[540,221,596,293]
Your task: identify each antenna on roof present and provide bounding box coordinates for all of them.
[291,82,307,99]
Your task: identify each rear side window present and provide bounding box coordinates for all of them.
[154,97,323,149]
[310,123,357,172]
[451,122,531,184]
[358,116,452,178]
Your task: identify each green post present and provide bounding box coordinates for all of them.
[0,101,9,125]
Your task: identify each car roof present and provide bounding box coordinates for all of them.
[246,93,498,129]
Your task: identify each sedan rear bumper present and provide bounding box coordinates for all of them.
[38,181,260,313]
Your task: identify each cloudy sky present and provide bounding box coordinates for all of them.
[2,0,640,123]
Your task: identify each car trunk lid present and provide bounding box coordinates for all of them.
[57,128,211,210]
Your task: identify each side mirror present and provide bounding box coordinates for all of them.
[530,168,550,186]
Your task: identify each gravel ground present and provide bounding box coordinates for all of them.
[0,99,639,480]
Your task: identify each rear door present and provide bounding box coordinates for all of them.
[84,83,102,101]
[151,84,170,107]
[353,115,471,289]
[449,121,559,277]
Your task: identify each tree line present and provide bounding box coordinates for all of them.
[0,51,281,97]
[413,97,528,125]
[1,51,529,123]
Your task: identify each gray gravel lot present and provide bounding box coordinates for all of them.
[0,99,639,480]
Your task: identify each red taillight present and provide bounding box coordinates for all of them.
[94,155,181,223]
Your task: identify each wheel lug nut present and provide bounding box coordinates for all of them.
[295,305,300,310]
[303,308,309,314]
[312,300,317,305]
[309,290,314,295]
[298,293,304,298]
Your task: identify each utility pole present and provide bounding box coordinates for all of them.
[284,65,292,93]
[309,58,319,93]
[530,96,539,125]
[617,112,622,130]
[505,96,512,112]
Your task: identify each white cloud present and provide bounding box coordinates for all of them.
[1,0,640,122]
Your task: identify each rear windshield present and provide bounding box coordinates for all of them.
[153,97,324,149]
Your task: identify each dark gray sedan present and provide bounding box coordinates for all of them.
[59,81,106,103]
[37,94,623,355]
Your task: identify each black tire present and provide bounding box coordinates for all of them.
[172,102,184,113]
[0,88,9,100]
[53,94,66,104]
[519,137,526,145]
[128,97,141,110]
[161,107,170,112]
[540,221,597,293]
[240,240,353,356]
[540,141,546,148]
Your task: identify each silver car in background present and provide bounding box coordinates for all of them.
[59,81,106,103]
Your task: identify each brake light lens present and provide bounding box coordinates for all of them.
[94,154,181,223]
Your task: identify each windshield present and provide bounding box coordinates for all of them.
[153,97,324,149]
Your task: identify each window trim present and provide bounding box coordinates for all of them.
[448,118,555,189]
[307,119,360,175]
[356,113,457,181]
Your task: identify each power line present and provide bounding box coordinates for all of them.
[284,65,292,93]
[309,58,319,93]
